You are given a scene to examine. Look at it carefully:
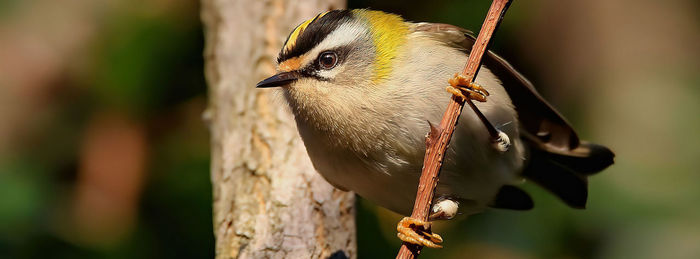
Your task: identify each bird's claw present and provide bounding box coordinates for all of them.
[396,217,443,249]
[447,73,489,102]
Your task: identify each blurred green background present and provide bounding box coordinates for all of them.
[0,0,698,258]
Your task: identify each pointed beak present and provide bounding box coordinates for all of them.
[256,72,299,88]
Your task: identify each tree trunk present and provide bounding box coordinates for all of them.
[200,0,354,258]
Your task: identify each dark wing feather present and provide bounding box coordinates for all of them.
[413,23,614,208]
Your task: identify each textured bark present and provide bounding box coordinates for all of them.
[201,0,354,258]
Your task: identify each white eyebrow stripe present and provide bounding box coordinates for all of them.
[298,21,368,69]
[315,21,367,51]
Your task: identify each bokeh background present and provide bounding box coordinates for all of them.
[0,0,698,258]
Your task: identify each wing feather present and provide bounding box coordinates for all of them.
[412,23,614,208]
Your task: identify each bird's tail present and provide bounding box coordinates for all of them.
[521,135,615,208]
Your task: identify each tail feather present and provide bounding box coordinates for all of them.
[522,139,614,209]
[543,142,615,175]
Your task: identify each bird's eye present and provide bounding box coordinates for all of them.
[318,51,338,70]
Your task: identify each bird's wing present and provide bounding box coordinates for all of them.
[412,23,614,208]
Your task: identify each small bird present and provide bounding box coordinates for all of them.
[257,9,614,248]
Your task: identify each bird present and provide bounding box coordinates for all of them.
[256,9,614,248]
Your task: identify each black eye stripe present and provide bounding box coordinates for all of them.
[304,46,352,72]
[294,45,353,82]
[298,69,330,81]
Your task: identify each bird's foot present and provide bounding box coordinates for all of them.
[447,73,489,102]
[396,217,443,249]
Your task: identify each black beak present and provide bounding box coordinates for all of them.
[256,72,299,88]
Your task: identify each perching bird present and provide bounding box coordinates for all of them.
[257,9,614,248]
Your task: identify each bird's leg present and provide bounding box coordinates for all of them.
[428,198,459,221]
[447,73,510,153]
[396,199,459,248]
[447,73,489,102]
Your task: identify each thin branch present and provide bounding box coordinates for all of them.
[395,0,513,258]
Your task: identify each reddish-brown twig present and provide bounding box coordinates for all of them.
[395,0,513,258]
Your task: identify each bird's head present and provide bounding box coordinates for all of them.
[257,10,411,134]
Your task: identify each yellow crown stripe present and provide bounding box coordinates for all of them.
[352,10,408,83]
[284,11,330,53]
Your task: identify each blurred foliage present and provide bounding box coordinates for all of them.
[0,0,698,259]
[0,0,211,258]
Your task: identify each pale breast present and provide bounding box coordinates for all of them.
[288,35,525,216]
